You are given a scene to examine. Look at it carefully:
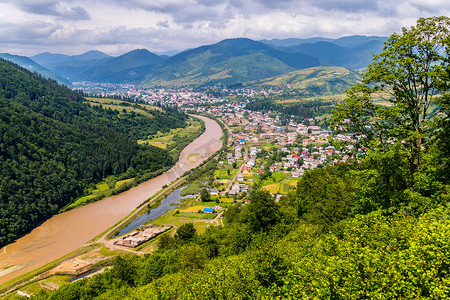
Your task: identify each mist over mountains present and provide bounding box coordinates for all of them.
[2,35,387,87]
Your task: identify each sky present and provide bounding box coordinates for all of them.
[0,0,448,57]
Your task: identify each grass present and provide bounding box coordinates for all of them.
[18,274,73,296]
[276,99,301,105]
[261,183,280,194]
[180,182,203,196]
[179,205,209,213]
[219,197,235,203]
[142,117,203,149]
[85,97,162,118]
[187,153,202,163]
[215,161,243,180]
[176,213,217,219]
[115,178,133,188]
[68,194,96,207]
[218,170,229,178]
[64,176,135,210]
[271,172,289,182]
[279,183,291,194]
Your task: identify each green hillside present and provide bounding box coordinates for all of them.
[252,66,362,97]
[142,38,319,87]
[0,59,187,248]
[245,67,362,121]
[77,49,164,83]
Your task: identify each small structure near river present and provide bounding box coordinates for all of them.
[114,225,172,248]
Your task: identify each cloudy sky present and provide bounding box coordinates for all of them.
[0,0,448,56]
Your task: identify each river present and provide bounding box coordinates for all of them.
[0,115,222,285]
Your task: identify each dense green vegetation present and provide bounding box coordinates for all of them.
[0,59,188,247]
[27,17,450,299]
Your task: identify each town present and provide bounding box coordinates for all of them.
[78,83,360,203]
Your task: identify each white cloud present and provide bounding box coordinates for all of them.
[1,0,90,20]
[0,0,448,56]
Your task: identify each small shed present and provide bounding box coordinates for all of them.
[203,207,215,214]
[210,188,219,196]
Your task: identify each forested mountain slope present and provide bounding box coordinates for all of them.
[141,38,320,87]
[0,59,187,247]
[76,49,164,83]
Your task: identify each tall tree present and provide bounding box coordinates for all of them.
[331,16,449,187]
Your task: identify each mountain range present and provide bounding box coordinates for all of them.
[0,53,70,86]
[32,50,113,82]
[2,35,387,87]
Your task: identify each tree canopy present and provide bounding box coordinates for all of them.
[331,16,449,184]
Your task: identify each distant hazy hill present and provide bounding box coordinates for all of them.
[262,35,388,69]
[31,52,70,66]
[0,53,71,86]
[260,37,334,47]
[77,49,165,83]
[32,50,113,81]
[290,40,386,69]
[332,35,387,48]
[142,38,320,87]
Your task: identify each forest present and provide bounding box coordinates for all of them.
[0,59,188,248]
[27,16,450,299]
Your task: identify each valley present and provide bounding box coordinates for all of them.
[0,115,222,289]
[0,16,448,299]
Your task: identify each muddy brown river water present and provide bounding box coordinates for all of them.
[0,115,222,285]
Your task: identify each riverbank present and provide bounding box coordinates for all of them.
[0,115,223,290]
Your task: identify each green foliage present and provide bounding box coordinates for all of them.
[111,254,139,287]
[34,204,450,299]
[180,182,203,196]
[295,164,354,227]
[332,16,450,184]
[174,223,197,244]
[200,188,211,202]
[241,190,280,232]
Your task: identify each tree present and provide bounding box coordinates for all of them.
[242,190,280,232]
[296,165,353,226]
[331,16,449,187]
[175,222,197,243]
[200,188,211,202]
[111,254,139,286]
